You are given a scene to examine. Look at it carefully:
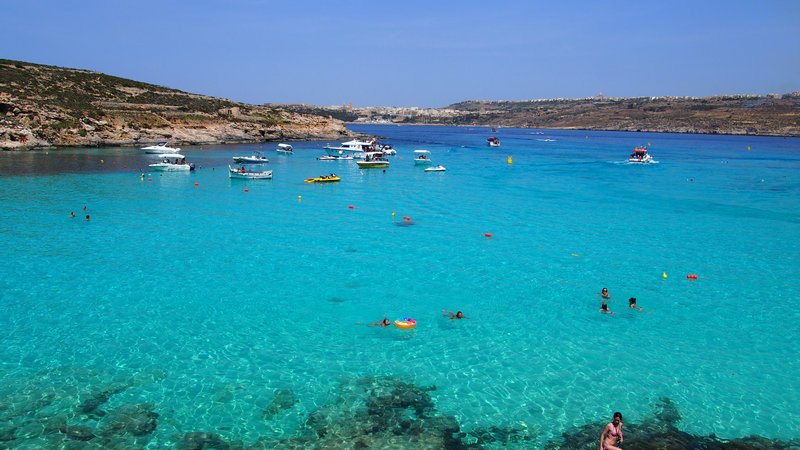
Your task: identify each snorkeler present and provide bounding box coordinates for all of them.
[442,310,466,320]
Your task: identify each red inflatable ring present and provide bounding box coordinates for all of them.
[687,274,698,279]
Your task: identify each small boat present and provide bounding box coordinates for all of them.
[628,146,654,163]
[228,165,272,179]
[487,136,501,147]
[233,151,269,164]
[149,158,194,171]
[305,175,341,183]
[378,144,396,155]
[356,152,390,169]
[277,143,293,154]
[413,149,432,165]
[316,155,353,161]
[141,142,181,154]
[424,165,446,172]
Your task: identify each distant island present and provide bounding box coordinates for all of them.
[275,92,800,137]
[0,59,351,150]
[3,58,798,151]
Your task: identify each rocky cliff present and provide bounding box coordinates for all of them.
[0,59,351,150]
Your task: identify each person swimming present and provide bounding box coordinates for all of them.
[368,316,391,328]
[599,411,623,450]
[599,301,614,314]
[599,287,611,299]
[442,310,466,320]
[629,297,644,311]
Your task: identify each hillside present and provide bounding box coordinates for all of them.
[0,59,350,150]
[285,94,800,137]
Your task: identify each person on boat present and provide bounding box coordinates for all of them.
[599,301,614,314]
[368,316,391,328]
[599,288,611,300]
[442,310,466,320]
[629,297,643,311]
[239,166,246,173]
[599,412,624,450]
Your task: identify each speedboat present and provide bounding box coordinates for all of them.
[628,146,653,163]
[323,139,376,158]
[487,136,501,147]
[317,155,353,161]
[228,165,272,179]
[277,143,293,154]
[356,152,390,169]
[141,142,181,154]
[305,175,341,183]
[149,158,194,171]
[233,151,269,164]
[146,153,184,159]
[424,165,446,172]
[413,149,432,165]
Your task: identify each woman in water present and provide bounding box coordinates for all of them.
[368,316,391,328]
[599,287,611,300]
[629,297,644,311]
[599,411,624,450]
[599,301,614,315]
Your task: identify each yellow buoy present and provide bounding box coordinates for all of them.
[747,146,751,151]
[662,272,668,279]
[507,155,513,165]
[297,195,302,200]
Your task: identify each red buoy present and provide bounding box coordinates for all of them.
[484,233,492,238]
[244,188,249,192]
[348,205,354,209]
[404,216,411,221]
[194,182,199,186]
[147,178,152,181]
[687,274,698,279]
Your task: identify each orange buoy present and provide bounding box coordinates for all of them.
[484,233,492,237]
[687,274,698,279]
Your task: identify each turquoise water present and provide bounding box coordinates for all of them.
[1,125,799,447]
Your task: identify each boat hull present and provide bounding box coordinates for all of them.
[356,161,390,169]
[149,163,193,171]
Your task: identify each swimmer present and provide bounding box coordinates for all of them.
[599,411,623,450]
[367,316,391,328]
[599,288,611,300]
[69,211,76,218]
[442,310,466,320]
[83,206,87,212]
[599,301,614,315]
[85,214,90,221]
[628,297,644,311]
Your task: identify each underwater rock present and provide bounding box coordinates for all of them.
[64,425,96,441]
[0,425,16,442]
[97,403,158,437]
[263,389,298,420]
[176,431,232,450]
[78,381,132,415]
[459,422,537,447]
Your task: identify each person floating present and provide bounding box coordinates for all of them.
[368,316,391,328]
[85,214,90,221]
[628,297,644,312]
[599,287,611,300]
[599,301,614,315]
[69,211,76,218]
[442,310,466,320]
[599,411,624,450]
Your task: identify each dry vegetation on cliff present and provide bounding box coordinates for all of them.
[0,59,350,149]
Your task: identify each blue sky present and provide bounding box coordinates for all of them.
[2,0,799,107]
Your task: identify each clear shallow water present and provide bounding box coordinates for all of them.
[1,125,799,447]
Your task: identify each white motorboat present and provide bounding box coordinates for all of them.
[487,136,501,147]
[228,165,273,179]
[141,142,181,154]
[324,139,376,158]
[378,144,396,155]
[355,152,390,169]
[628,146,654,163]
[413,149,432,165]
[277,143,293,154]
[146,153,184,159]
[424,165,446,172]
[317,155,353,161]
[149,161,194,172]
[233,151,269,164]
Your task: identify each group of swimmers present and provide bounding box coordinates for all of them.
[367,309,466,328]
[598,287,643,314]
[69,205,90,221]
